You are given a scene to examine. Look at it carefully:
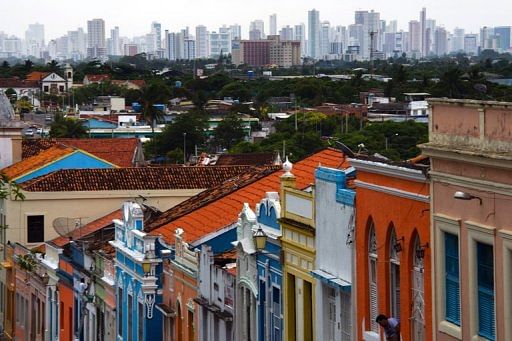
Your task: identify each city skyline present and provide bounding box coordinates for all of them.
[1,0,511,39]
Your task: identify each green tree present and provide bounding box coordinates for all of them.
[213,114,246,150]
[146,110,207,159]
[49,113,88,138]
[139,81,171,136]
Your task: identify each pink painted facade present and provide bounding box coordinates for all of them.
[421,99,512,341]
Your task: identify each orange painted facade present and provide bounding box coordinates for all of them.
[353,159,432,341]
[58,259,75,341]
[161,230,199,341]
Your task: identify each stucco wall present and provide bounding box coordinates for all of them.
[4,188,201,245]
[355,170,431,341]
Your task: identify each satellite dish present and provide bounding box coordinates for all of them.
[52,217,84,238]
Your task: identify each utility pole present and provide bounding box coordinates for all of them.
[369,31,376,80]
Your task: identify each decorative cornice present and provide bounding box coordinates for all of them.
[354,180,430,203]
[348,158,427,182]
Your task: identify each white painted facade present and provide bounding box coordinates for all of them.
[313,166,355,341]
[197,244,235,341]
[233,203,258,341]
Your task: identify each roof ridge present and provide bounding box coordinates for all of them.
[144,165,281,232]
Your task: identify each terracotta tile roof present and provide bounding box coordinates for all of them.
[21,165,259,192]
[85,74,111,82]
[51,209,121,247]
[215,152,276,166]
[148,148,346,244]
[2,144,74,180]
[0,77,40,88]
[111,79,146,89]
[22,138,140,167]
[26,71,50,81]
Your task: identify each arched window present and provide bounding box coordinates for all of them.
[368,220,379,332]
[411,234,425,341]
[389,227,401,320]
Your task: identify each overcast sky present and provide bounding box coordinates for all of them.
[1,0,511,39]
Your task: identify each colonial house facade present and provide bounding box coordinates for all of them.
[312,166,355,341]
[351,155,431,341]
[421,98,512,341]
[280,161,317,341]
[110,202,166,341]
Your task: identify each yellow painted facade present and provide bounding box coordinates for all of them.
[280,174,317,341]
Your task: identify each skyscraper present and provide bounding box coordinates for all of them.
[494,26,511,52]
[408,20,421,56]
[434,27,448,56]
[87,18,106,58]
[25,23,45,57]
[320,21,331,58]
[249,20,265,40]
[269,14,277,36]
[279,26,294,41]
[308,9,320,59]
[294,23,306,57]
[355,10,380,59]
[151,22,162,51]
[195,25,209,58]
[109,26,120,55]
[420,7,427,56]
[230,24,242,40]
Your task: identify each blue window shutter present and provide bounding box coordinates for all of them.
[445,233,460,325]
[477,242,495,340]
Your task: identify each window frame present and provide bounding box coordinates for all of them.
[498,230,512,341]
[434,214,462,339]
[26,214,45,244]
[467,221,495,340]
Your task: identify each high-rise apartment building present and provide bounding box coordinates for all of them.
[464,34,478,55]
[451,27,465,52]
[355,10,380,59]
[25,23,45,57]
[420,7,427,56]
[209,26,232,57]
[249,20,265,40]
[151,22,162,51]
[308,9,321,59]
[494,26,511,52]
[195,25,209,58]
[184,39,196,60]
[294,23,306,57]
[234,35,300,67]
[87,18,106,59]
[68,28,87,59]
[269,14,277,36]
[408,20,421,56]
[108,26,120,56]
[434,27,448,56]
[279,26,294,41]
[320,21,331,58]
[230,24,242,40]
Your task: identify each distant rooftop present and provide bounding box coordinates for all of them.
[20,165,261,192]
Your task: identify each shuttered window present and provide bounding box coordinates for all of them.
[445,233,460,325]
[477,242,495,340]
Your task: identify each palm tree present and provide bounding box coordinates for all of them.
[138,81,171,157]
[47,60,60,73]
[49,113,88,138]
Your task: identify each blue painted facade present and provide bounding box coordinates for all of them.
[255,193,283,341]
[16,150,115,183]
[112,202,168,341]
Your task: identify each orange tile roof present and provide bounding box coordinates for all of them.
[148,148,346,244]
[1,144,73,180]
[21,165,261,192]
[85,74,111,82]
[26,71,50,81]
[51,209,121,247]
[22,138,140,167]
[215,152,276,166]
